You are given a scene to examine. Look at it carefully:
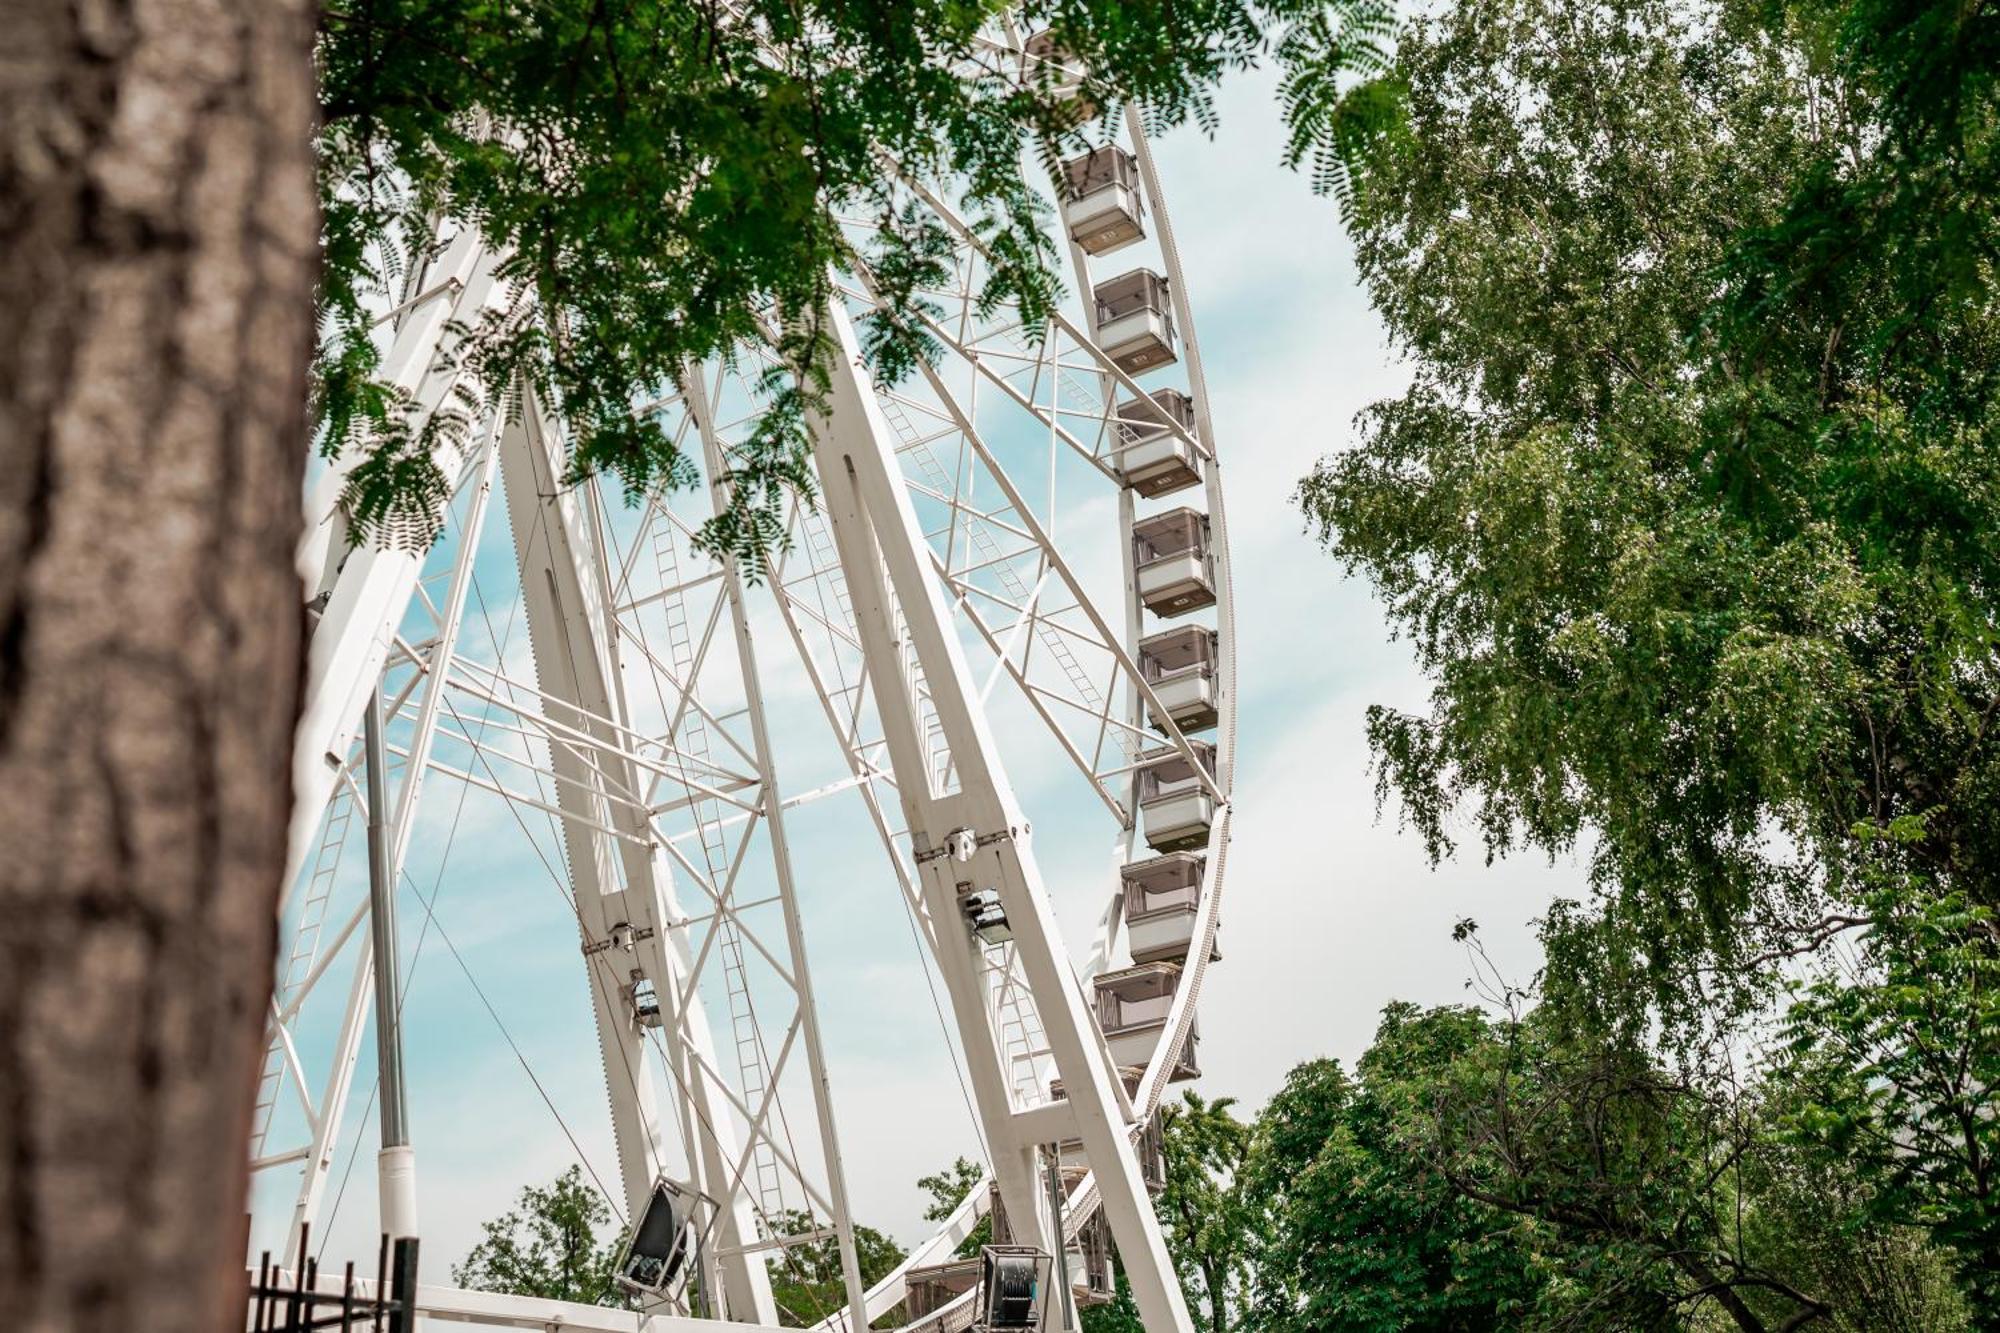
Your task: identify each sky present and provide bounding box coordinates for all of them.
[257,58,1592,1291]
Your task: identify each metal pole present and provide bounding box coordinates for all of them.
[688,369,874,1333]
[364,689,419,1239]
[1045,1150,1076,1332]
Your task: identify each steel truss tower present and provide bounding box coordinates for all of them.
[252,35,1234,1333]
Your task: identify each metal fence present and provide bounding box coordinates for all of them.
[246,1227,418,1332]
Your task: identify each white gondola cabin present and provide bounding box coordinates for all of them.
[1113,388,1201,497]
[1062,147,1145,256]
[1122,851,1218,966]
[1137,624,1219,732]
[1092,961,1200,1082]
[1137,740,1216,853]
[1094,269,1178,375]
[1024,30,1096,124]
[1131,507,1216,618]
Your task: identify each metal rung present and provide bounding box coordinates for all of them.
[714,1226,839,1259]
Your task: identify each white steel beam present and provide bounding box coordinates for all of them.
[806,301,1196,1333]
[687,371,872,1333]
[286,234,505,904]
[275,429,502,1253]
[499,395,777,1324]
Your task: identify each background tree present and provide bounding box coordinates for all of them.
[0,1,318,1330]
[1081,1268,1146,1333]
[1771,838,2000,1323]
[764,1207,906,1327]
[455,1172,907,1322]
[1736,1087,1972,1333]
[1252,997,1971,1332]
[1302,0,2000,1017]
[1239,1054,1548,1333]
[917,1155,994,1259]
[1363,1002,1832,1333]
[1301,0,2000,1314]
[1156,1092,1251,1333]
[454,1165,626,1305]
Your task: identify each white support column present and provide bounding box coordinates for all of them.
[286,235,504,904]
[687,373,870,1333]
[498,396,777,1325]
[810,430,1050,1256]
[806,302,1196,1333]
[283,433,501,1258]
[287,930,376,1263]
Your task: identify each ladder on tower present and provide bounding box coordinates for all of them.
[251,789,358,1156]
[795,506,866,745]
[794,499,956,797]
[988,943,1054,1108]
[651,507,790,1223]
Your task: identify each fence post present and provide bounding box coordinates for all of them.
[387,1236,421,1333]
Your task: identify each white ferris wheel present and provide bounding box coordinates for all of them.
[255,25,1234,1333]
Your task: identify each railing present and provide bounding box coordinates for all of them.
[246,1229,418,1333]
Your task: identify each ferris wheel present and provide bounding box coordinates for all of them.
[256,25,1234,1333]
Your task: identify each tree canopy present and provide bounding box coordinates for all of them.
[764,1207,908,1327]
[1236,1004,1972,1333]
[1301,0,2000,1020]
[315,0,1392,569]
[1238,1048,1548,1332]
[1298,0,2000,1320]
[453,1164,626,1305]
[1157,1092,1252,1333]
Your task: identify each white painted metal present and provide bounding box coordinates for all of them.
[255,30,1237,1333]
[268,428,502,1259]
[685,369,871,1333]
[286,232,504,902]
[498,394,779,1324]
[806,300,1195,1333]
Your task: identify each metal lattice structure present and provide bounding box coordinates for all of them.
[252,30,1235,1333]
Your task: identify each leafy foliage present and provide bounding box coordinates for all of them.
[1080,1266,1146,1333]
[916,1154,993,1259]
[1735,1096,1973,1333]
[314,0,1394,562]
[764,1206,908,1327]
[453,1165,626,1306]
[1238,1055,1547,1333]
[1239,1004,1976,1333]
[1362,1001,1834,1333]
[1299,0,2000,1032]
[1299,0,2000,1318]
[1156,1092,1251,1333]
[1774,828,2000,1325]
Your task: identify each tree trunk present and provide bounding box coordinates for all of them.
[1671,1252,1769,1333]
[0,1,317,1329]
[1201,1259,1228,1333]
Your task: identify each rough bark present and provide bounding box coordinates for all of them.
[0,1,317,1329]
